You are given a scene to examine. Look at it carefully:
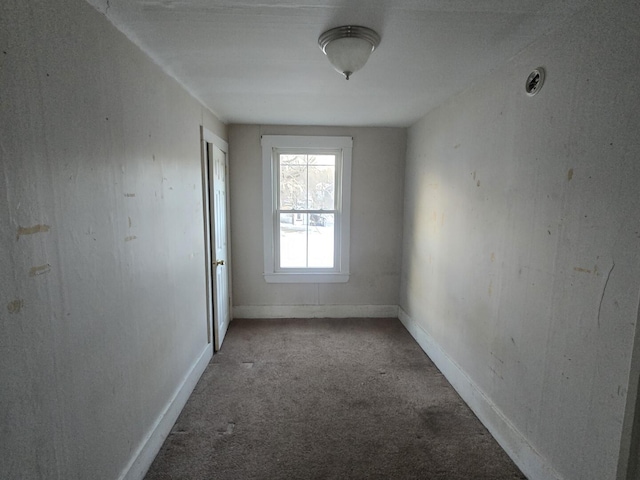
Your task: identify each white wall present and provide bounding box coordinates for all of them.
[229,125,405,318]
[0,1,225,478]
[399,1,640,479]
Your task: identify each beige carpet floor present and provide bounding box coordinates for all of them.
[144,318,527,479]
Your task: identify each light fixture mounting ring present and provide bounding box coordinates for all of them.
[318,25,381,54]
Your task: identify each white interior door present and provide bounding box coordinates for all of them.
[209,143,230,351]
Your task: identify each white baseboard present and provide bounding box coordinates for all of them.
[398,307,563,480]
[233,304,399,319]
[119,343,213,480]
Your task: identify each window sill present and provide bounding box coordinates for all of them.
[264,273,350,284]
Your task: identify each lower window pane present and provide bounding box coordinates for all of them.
[279,213,334,269]
[280,213,307,268]
[308,214,334,268]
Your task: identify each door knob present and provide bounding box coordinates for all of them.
[214,260,225,266]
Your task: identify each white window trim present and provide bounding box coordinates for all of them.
[262,135,352,283]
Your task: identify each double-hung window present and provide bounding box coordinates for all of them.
[262,135,352,283]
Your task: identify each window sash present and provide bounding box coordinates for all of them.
[273,148,342,273]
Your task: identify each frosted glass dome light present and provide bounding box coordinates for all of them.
[318,26,380,80]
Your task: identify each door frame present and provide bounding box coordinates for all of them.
[200,126,232,349]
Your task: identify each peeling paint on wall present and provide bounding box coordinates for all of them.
[16,224,50,240]
[29,264,51,277]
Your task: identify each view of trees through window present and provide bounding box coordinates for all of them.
[278,153,336,268]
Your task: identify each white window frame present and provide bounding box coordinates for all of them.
[262,135,352,283]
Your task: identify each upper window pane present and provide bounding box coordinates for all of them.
[279,165,308,210]
[308,165,335,210]
[280,154,306,165]
[309,154,335,166]
[279,153,336,211]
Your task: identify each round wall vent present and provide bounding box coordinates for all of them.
[525,68,545,96]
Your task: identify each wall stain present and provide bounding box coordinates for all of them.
[125,236,137,242]
[574,267,592,274]
[29,264,51,277]
[124,193,136,197]
[477,180,481,187]
[568,168,574,181]
[128,217,132,228]
[488,280,493,297]
[16,224,50,241]
[7,299,24,314]
[490,252,495,262]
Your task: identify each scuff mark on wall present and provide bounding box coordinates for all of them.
[128,217,132,228]
[7,299,24,314]
[125,236,137,242]
[491,351,504,364]
[489,366,504,380]
[574,267,592,274]
[124,193,136,197]
[596,261,615,327]
[568,168,574,181]
[29,264,51,277]
[16,224,50,241]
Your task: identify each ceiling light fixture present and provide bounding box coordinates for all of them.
[318,25,380,80]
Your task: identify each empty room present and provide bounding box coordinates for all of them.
[1,1,640,479]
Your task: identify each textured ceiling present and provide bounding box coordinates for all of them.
[85,0,589,127]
